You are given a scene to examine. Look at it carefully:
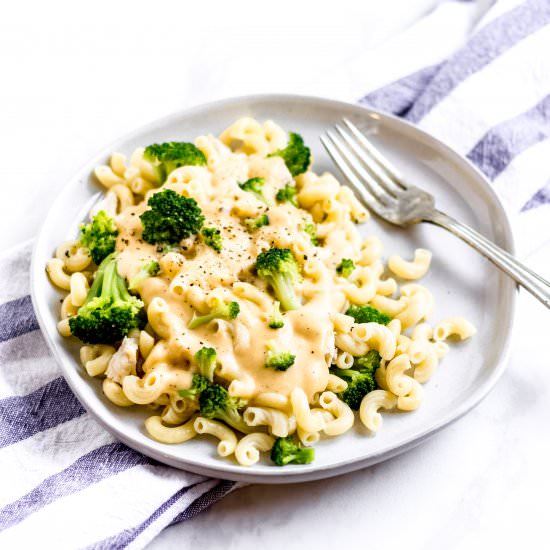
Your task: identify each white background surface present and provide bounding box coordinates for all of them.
[2,1,548,549]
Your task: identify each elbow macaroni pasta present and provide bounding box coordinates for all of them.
[291,388,325,433]
[388,248,432,280]
[319,391,355,436]
[359,390,397,432]
[47,117,476,467]
[433,317,477,341]
[244,406,296,437]
[194,417,237,457]
[235,433,275,466]
[80,344,115,377]
[145,415,197,444]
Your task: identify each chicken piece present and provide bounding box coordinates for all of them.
[106,336,138,384]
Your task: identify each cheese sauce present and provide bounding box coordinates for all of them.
[114,152,349,402]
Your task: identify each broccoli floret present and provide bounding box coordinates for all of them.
[304,223,320,246]
[265,341,295,371]
[177,348,217,398]
[195,347,217,382]
[276,184,298,207]
[199,383,252,433]
[268,132,311,177]
[331,350,381,410]
[336,258,355,278]
[177,374,210,399]
[270,436,315,466]
[345,304,390,325]
[140,189,205,245]
[156,243,181,254]
[79,210,118,265]
[255,248,302,311]
[68,253,145,344]
[334,369,377,410]
[244,213,269,231]
[268,301,284,329]
[354,349,381,372]
[143,142,207,183]
[188,297,240,329]
[201,227,222,252]
[128,260,160,291]
[238,177,270,204]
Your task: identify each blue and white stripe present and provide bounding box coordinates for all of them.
[0,242,238,549]
[360,0,550,256]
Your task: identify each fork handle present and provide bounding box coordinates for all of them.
[427,210,550,308]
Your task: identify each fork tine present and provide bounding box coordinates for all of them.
[320,133,392,214]
[335,123,401,198]
[342,117,407,190]
[324,130,395,206]
[319,135,384,215]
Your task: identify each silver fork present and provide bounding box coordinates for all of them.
[320,118,550,309]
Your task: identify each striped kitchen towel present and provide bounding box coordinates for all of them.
[2,0,549,547]
[352,0,550,257]
[0,242,238,549]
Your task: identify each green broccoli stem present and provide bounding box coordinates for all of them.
[178,388,199,399]
[200,361,216,382]
[270,275,301,311]
[253,192,270,205]
[84,252,118,303]
[85,260,107,303]
[335,369,360,380]
[188,301,239,329]
[268,301,284,329]
[188,312,217,329]
[214,409,254,434]
[178,374,209,399]
[129,261,159,291]
[196,348,216,381]
[116,269,134,302]
[99,256,118,300]
[90,254,133,305]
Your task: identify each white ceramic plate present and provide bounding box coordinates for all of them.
[30,94,516,483]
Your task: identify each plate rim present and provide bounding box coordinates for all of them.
[30,93,517,483]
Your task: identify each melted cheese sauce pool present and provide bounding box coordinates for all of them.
[115,145,354,402]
